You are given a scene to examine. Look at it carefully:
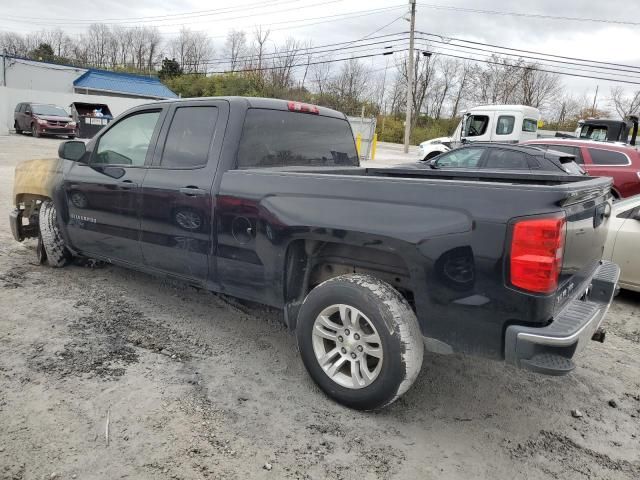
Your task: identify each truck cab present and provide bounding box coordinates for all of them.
[418,105,541,161]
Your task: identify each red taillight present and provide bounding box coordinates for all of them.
[287,101,319,114]
[510,216,566,294]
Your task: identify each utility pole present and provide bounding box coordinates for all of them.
[403,0,416,153]
[591,85,599,117]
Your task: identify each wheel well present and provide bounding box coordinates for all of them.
[424,151,441,161]
[610,187,620,199]
[14,195,49,239]
[283,239,413,329]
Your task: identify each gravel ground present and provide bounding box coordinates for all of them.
[0,134,639,480]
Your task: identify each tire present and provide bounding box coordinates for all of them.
[296,274,424,410]
[14,121,22,135]
[38,201,71,267]
[36,234,47,265]
[31,124,40,138]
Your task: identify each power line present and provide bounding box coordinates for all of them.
[417,31,640,71]
[414,38,640,79]
[185,49,409,75]
[416,3,640,26]
[0,0,305,24]
[5,0,350,29]
[420,49,640,86]
[160,6,407,37]
[192,33,408,67]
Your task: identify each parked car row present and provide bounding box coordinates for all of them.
[13,101,113,139]
[414,130,640,294]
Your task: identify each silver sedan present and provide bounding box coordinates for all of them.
[604,196,640,292]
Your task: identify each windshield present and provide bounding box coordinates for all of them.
[32,104,69,117]
[580,125,608,141]
[237,109,358,168]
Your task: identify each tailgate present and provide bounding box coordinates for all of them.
[555,187,612,313]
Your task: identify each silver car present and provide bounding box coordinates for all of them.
[604,196,640,292]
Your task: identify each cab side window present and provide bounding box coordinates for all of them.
[159,106,219,169]
[464,115,489,137]
[496,115,515,135]
[94,111,160,166]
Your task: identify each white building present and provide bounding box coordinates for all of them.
[0,55,177,135]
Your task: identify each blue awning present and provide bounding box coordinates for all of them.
[73,69,178,99]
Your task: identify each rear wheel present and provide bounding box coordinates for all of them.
[38,201,71,267]
[14,121,22,134]
[296,274,424,410]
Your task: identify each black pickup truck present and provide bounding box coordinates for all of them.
[10,97,620,410]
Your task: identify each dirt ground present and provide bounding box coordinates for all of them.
[0,134,639,480]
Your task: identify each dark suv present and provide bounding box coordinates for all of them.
[14,103,76,139]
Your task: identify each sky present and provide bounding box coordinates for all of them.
[2,0,640,105]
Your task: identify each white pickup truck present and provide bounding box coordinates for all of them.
[418,105,541,161]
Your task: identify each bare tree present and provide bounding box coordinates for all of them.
[225,30,247,72]
[311,60,332,97]
[520,65,561,109]
[0,32,29,56]
[450,61,471,118]
[610,87,640,119]
[268,37,301,91]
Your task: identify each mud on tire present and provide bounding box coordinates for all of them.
[296,274,424,410]
[38,201,71,267]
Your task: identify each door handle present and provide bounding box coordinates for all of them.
[179,187,207,196]
[119,180,138,190]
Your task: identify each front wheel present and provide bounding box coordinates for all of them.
[296,274,424,410]
[31,124,40,138]
[38,201,71,267]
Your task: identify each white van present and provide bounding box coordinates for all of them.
[418,105,541,161]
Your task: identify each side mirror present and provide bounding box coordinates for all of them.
[58,140,86,162]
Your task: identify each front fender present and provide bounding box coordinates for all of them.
[419,144,450,160]
[13,157,63,205]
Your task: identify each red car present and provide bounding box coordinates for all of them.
[524,139,640,198]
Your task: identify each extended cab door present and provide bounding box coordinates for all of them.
[139,100,228,283]
[62,107,165,265]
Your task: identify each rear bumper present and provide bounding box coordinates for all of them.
[505,261,620,375]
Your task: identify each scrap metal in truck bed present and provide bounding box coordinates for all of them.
[10,97,620,410]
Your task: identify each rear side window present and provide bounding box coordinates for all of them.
[435,147,484,168]
[544,144,584,164]
[484,149,529,169]
[15,103,22,113]
[496,115,515,135]
[588,148,629,165]
[522,118,538,132]
[237,109,358,168]
[160,106,218,169]
[464,115,489,137]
